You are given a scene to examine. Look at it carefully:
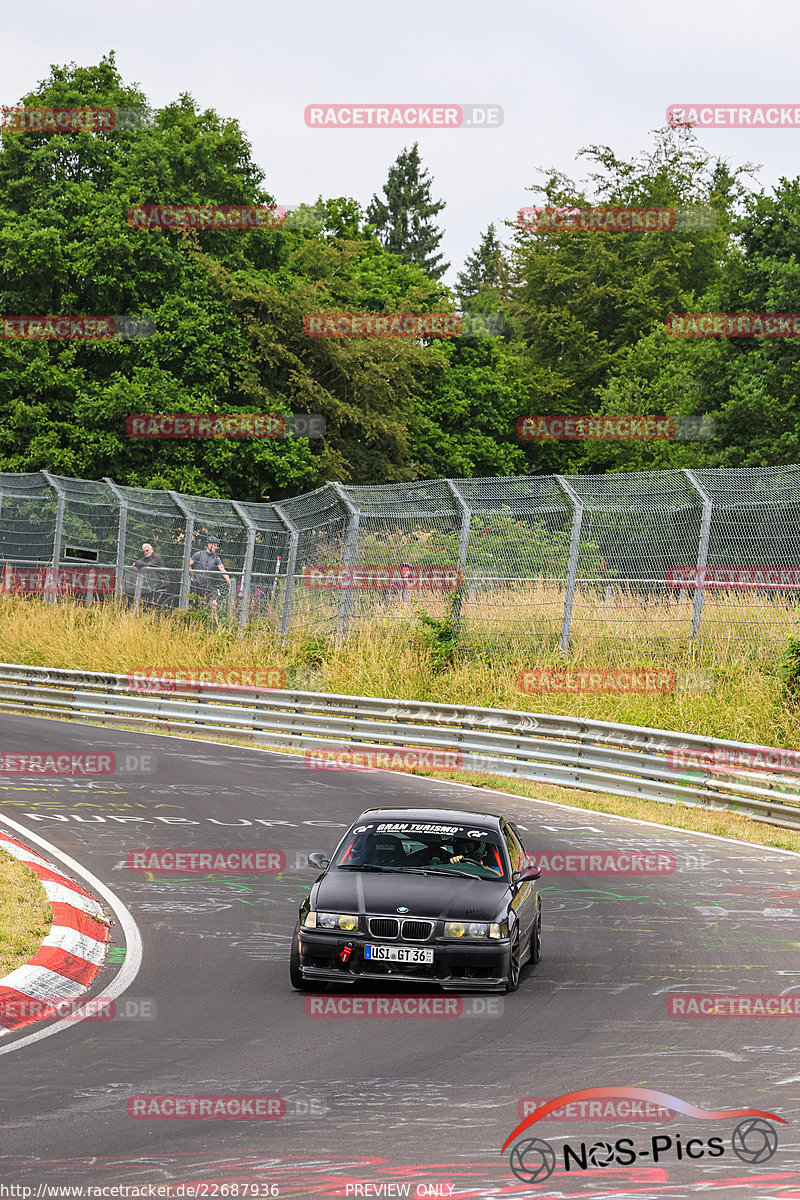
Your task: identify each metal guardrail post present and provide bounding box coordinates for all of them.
[331,483,360,641]
[555,475,584,655]
[445,479,472,636]
[40,470,65,605]
[231,501,257,632]
[103,478,128,605]
[273,504,299,637]
[168,492,195,609]
[682,469,713,639]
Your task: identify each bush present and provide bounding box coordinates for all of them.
[780,633,800,701]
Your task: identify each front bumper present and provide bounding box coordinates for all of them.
[297,928,511,993]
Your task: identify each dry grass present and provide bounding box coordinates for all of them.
[0,592,799,857]
[0,591,797,745]
[0,848,53,975]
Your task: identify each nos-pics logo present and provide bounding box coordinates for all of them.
[501,1087,784,1186]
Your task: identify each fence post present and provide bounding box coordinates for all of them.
[40,470,65,605]
[231,501,257,632]
[331,483,360,641]
[445,479,472,636]
[682,468,713,640]
[103,478,128,606]
[555,475,584,656]
[168,492,195,609]
[273,504,299,637]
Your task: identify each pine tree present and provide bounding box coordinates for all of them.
[367,143,449,279]
[456,223,502,309]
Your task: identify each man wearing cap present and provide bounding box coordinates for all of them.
[189,537,231,613]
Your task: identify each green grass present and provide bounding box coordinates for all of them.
[0,849,53,975]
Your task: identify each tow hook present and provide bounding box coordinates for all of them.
[339,944,353,964]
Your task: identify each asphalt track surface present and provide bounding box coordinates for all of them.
[0,711,798,1198]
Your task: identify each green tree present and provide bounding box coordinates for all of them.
[507,127,749,475]
[456,223,503,311]
[576,176,800,474]
[0,58,468,495]
[366,143,449,279]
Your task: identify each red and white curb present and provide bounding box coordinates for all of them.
[0,832,111,1033]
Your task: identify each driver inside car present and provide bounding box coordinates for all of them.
[448,836,504,875]
[408,835,503,875]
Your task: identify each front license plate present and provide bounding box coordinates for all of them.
[364,944,434,964]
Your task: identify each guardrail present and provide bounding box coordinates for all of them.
[0,662,798,831]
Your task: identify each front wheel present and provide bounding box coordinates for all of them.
[505,928,521,992]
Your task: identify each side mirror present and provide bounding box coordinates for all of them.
[307,852,330,870]
[513,866,542,883]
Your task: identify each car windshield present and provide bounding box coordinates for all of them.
[331,821,508,881]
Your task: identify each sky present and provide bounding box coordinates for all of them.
[2,0,798,290]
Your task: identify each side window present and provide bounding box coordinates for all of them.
[509,822,527,855]
[502,822,523,873]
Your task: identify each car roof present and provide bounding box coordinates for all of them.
[353,807,505,829]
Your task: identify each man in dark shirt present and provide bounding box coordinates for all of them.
[190,537,231,613]
[132,543,167,608]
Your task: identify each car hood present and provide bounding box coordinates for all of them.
[313,869,509,922]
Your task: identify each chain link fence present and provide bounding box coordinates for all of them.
[0,467,797,655]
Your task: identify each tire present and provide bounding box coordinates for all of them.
[530,908,542,965]
[289,928,317,992]
[505,928,522,993]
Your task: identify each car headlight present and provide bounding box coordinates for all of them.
[309,911,359,931]
[445,921,503,939]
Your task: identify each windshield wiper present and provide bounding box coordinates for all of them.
[337,864,404,873]
[415,867,486,879]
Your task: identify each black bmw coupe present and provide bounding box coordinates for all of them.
[290,806,542,993]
